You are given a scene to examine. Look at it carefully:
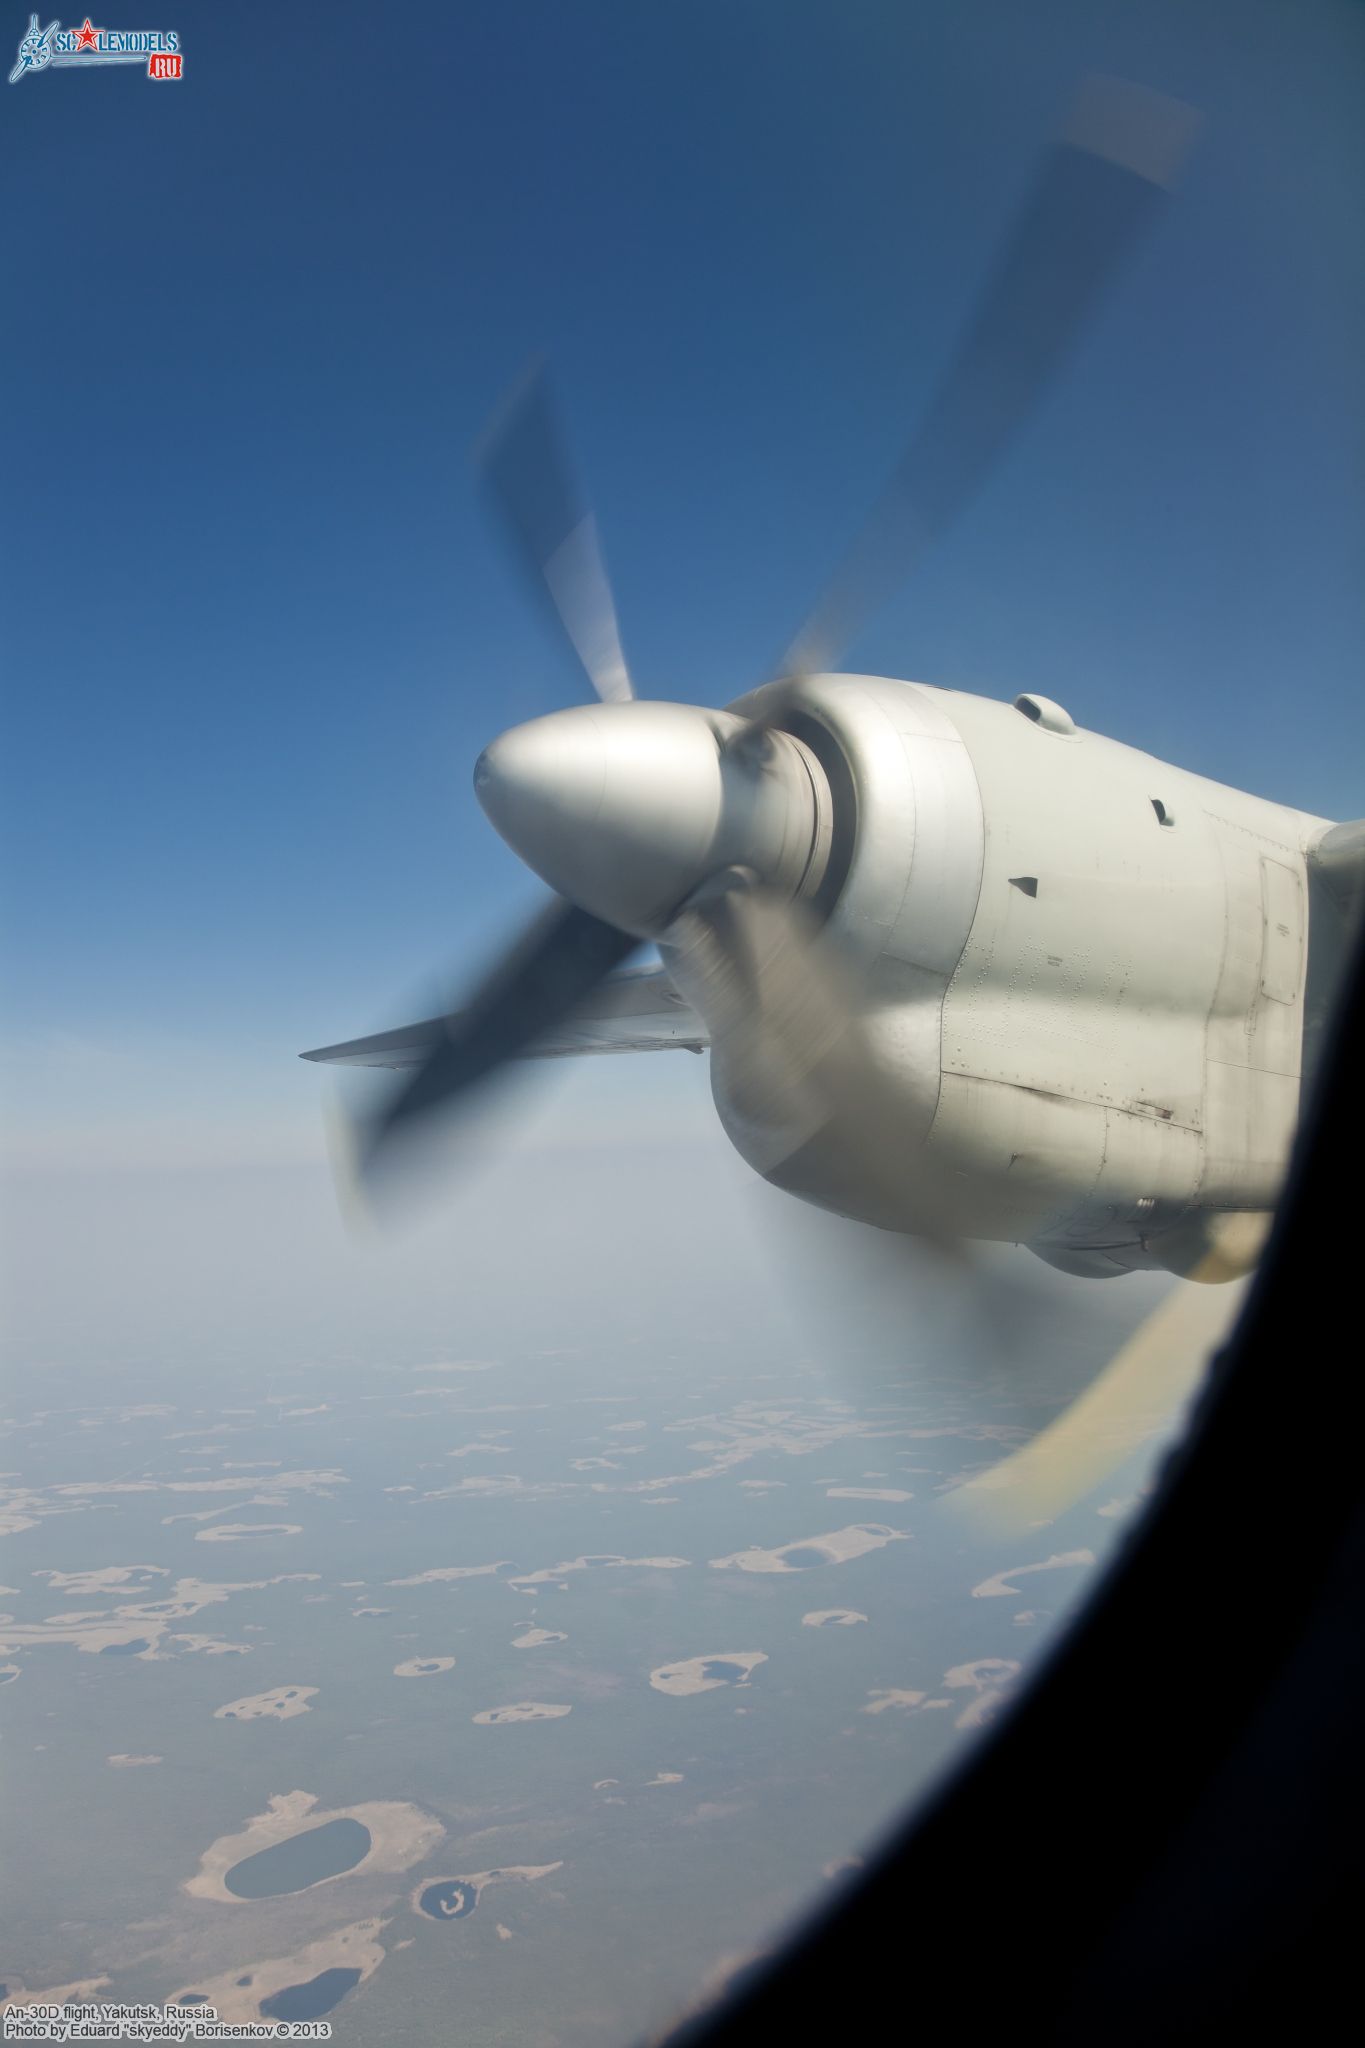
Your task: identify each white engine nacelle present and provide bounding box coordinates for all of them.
[719,675,1334,1278]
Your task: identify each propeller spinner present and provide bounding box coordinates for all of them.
[474,703,833,938]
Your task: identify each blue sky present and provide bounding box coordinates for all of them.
[3,0,1362,1168]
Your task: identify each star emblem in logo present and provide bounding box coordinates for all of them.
[74,17,98,51]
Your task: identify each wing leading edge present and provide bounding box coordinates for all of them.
[300,964,707,1069]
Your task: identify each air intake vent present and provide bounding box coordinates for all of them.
[1013,693,1076,736]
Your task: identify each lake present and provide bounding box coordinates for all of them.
[223,1819,372,1900]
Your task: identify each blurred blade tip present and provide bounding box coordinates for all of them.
[541,509,635,703]
[1062,75,1203,191]
[473,354,555,467]
[942,1270,1246,1534]
[475,357,635,704]
[323,1091,381,1238]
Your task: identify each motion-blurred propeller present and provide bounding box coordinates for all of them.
[782,75,1200,677]
[479,362,635,705]
[325,901,640,1195]
[942,1265,1248,1533]
[309,76,1216,1517]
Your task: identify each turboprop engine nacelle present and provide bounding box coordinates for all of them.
[712,675,1329,1278]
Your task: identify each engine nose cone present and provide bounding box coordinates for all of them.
[475,701,830,937]
[475,706,608,862]
[475,701,731,935]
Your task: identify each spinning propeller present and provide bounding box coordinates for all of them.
[306,78,1229,1529]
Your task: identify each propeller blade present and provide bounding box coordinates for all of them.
[751,1205,1190,1548]
[942,1263,1248,1533]
[664,874,846,1166]
[782,75,1200,676]
[479,363,635,704]
[348,898,640,1192]
[664,872,964,1258]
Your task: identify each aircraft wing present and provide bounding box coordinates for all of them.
[300,965,708,1069]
